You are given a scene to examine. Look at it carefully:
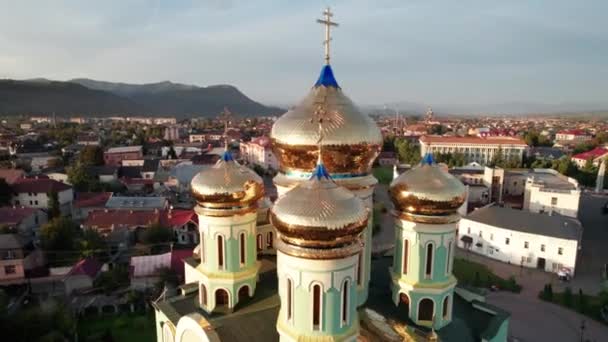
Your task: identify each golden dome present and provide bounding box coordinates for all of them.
[191,151,264,210]
[389,154,466,217]
[271,65,382,175]
[270,163,369,249]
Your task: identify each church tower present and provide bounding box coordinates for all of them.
[187,150,265,312]
[388,154,466,329]
[270,7,382,306]
[271,159,369,341]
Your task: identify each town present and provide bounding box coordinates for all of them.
[0,108,607,341]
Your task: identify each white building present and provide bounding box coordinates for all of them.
[239,136,278,171]
[10,178,73,216]
[420,135,528,166]
[523,169,581,218]
[555,129,592,143]
[458,206,581,275]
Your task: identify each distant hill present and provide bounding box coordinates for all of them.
[0,78,284,118]
[0,79,143,115]
[70,79,283,117]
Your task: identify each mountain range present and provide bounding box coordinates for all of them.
[0,78,283,118]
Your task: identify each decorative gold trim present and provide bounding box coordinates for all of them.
[392,210,461,224]
[276,237,362,260]
[194,204,258,218]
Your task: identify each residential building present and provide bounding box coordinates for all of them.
[555,129,592,143]
[103,146,143,166]
[419,135,528,166]
[63,258,105,294]
[10,177,73,216]
[73,192,113,221]
[0,168,25,184]
[239,136,278,170]
[458,205,581,275]
[0,207,47,243]
[377,151,398,166]
[76,133,101,146]
[0,234,45,285]
[523,169,581,218]
[572,147,608,168]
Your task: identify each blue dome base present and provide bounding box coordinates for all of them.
[314,65,340,88]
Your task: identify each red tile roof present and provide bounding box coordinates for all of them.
[74,192,113,208]
[420,135,528,146]
[163,210,197,227]
[67,257,103,278]
[0,207,38,225]
[11,178,72,193]
[171,249,193,278]
[83,209,197,230]
[572,147,608,161]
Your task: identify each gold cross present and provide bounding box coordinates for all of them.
[218,107,232,149]
[316,7,339,64]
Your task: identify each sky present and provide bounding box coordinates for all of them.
[1,0,608,111]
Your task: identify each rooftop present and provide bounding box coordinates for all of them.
[105,196,167,209]
[11,177,72,193]
[0,207,39,225]
[105,146,143,154]
[572,147,608,161]
[74,192,113,208]
[420,135,527,146]
[464,205,582,241]
[526,169,578,191]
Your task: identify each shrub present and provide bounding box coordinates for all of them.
[563,287,573,307]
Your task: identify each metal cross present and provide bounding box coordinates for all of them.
[316,7,339,64]
[218,107,232,149]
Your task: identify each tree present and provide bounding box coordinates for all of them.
[79,145,104,166]
[67,163,98,191]
[79,229,107,258]
[563,287,573,307]
[48,191,60,219]
[394,138,421,165]
[577,288,587,313]
[40,218,79,266]
[0,178,11,206]
[141,224,173,245]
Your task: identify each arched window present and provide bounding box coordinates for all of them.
[267,231,273,248]
[217,235,224,269]
[256,234,263,251]
[425,243,434,279]
[286,278,293,321]
[402,239,409,275]
[215,288,229,306]
[312,284,322,331]
[446,241,453,274]
[356,252,362,285]
[443,296,450,320]
[341,280,349,326]
[418,298,434,321]
[200,283,207,306]
[239,232,246,265]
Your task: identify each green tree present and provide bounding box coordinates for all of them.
[67,163,98,191]
[40,218,79,265]
[141,223,173,245]
[79,229,107,258]
[577,288,587,313]
[563,287,573,307]
[79,145,104,166]
[48,191,61,218]
[0,178,11,205]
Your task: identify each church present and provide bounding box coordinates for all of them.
[152,8,510,342]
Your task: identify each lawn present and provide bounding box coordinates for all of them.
[77,312,156,341]
[540,286,608,324]
[372,166,393,185]
[453,258,522,292]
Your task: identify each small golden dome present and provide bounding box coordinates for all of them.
[271,65,382,175]
[270,163,369,249]
[389,154,466,216]
[191,151,264,210]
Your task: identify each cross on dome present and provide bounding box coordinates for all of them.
[316,7,339,65]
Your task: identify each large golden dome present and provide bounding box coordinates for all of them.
[270,163,369,250]
[271,65,382,175]
[191,151,264,210]
[389,154,466,217]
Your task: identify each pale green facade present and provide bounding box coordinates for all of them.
[391,219,458,330]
